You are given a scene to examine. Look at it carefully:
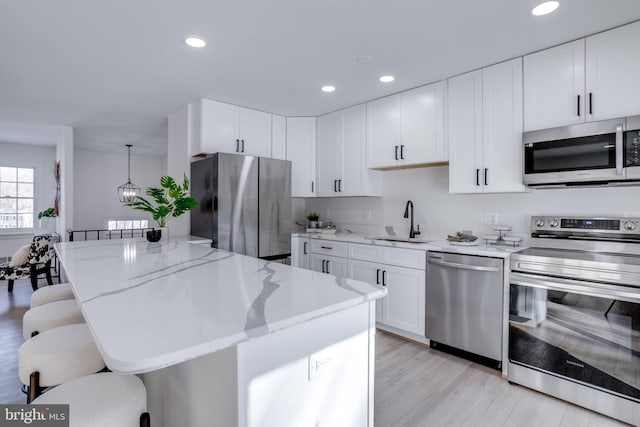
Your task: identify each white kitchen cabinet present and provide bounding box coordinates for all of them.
[286,117,316,198]
[347,243,426,338]
[523,40,585,131]
[382,265,426,336]
[586,20,640,122]
[348,259,384,323]
[310,253,347,279]
[524,20,640,131]
[291,236,310,269]
[190,98,272,157]
[271,114,286,160]
[449,58,524,194]
[317,104,381,196]
[367,82,446,169]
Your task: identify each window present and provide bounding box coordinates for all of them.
[107,219,149,231]
[0,167,34,229]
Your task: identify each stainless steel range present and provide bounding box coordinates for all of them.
[509,216,640,426]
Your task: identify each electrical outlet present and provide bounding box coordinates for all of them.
[485,212,498,225]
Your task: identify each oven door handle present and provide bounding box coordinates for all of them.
[510,272,640,303]
[428,258,500,272]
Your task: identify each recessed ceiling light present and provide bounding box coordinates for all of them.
[321,85,336,93]
[531,1,559,16]
[185,37,206,48]
[379,75,395,83]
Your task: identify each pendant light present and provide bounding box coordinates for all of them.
[118,144,141,203]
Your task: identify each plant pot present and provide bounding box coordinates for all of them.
[308,221,318,229]
[146,229,162,242]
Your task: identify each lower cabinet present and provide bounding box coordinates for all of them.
[310,254,348,278]
[348,259,426,336]
[291,236,310,269]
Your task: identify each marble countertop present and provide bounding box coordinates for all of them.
[55,238,386,374]
[292,232,523,259]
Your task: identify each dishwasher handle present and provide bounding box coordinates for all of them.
[428,258,501,273]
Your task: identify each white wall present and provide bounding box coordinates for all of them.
[73,149,166,230]
[0,142,57,257]
[167,105,190,237]
[306,166,640,240]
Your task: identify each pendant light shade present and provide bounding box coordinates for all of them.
[118,144,141,203]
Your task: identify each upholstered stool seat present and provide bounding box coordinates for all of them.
[23,299,84,340]
[19,323,105,402]
[30,283,75,308]
[32,373,150,427]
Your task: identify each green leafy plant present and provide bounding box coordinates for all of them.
[37,208,57,219]
[125,175,199,227]
[306,212,320,222]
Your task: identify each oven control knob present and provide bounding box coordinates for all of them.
[549,219,559,228]
[535,219,545,228]
[624,221,636,231]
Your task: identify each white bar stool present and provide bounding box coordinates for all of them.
[22,299,85,340]
[30,283,75,308]
[32,373,150,427]
[19,323,106,403]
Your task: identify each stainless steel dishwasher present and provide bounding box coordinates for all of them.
[426,251,503,362]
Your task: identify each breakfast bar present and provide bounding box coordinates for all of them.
[54,238,386,427]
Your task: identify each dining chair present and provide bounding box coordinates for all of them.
[0,234,59,292]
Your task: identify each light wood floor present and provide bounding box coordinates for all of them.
[375,331,629,426]
[0,279,631,425]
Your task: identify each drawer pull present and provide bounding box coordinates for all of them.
[320,246,333,250]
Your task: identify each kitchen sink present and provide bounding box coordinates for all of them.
[365,236,432,244]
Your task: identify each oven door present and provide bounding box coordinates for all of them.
[523,119,624,185]
[509,272,640,402]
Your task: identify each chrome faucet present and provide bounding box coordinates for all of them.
[403,200,420,239]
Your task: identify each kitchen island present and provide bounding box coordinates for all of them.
[55,237,386,427]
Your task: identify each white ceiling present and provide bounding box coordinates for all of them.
[1,0,640,155]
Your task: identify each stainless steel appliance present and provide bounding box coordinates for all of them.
[190,153,291,259]
[426,252,504,363]
[523,115,640,187]
[509,216,640,425]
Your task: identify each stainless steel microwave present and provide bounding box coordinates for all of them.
[523,116,640,187]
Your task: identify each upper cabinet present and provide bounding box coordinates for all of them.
[190,98,272,157]
[524,21,640,131]
[367,81,447,169]
[317,104,381,197]
[448,58,525,194]
[286,117,316,198]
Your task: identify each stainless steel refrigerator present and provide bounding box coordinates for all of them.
[190,153,292,259]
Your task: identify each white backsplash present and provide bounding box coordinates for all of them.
[303,165,640,240]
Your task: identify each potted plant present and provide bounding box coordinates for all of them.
[37,207,57,232]
[306,212,320,229]
[125,175,199,241]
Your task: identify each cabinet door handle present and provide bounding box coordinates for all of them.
[338,179,342,192]
[326,260,331,274]
[236,139,240,152]
[400,145,405,160]
[321,259,326,273]
[376,268,381,285]
[476,169,480,186]
[303,241,307,255]
[320,246,333,250]
[241,139,245,153]
[334,179,337,192]
[311,181,314,193]
[484,168,488,186]
[382,270,387,286]
[589,92,593,115]
[394,145,399,160]
[577,94,581,116]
